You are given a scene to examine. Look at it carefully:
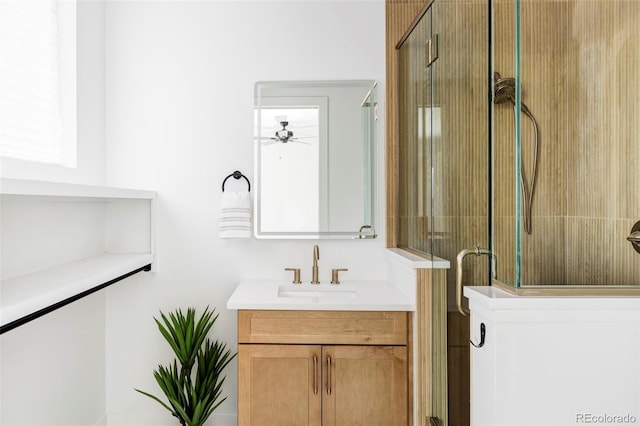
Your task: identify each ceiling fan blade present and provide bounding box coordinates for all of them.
[289,124,316,129]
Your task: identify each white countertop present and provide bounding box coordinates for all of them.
[385,248,450,269]
[227,279,415,311]
[465,286,640,311]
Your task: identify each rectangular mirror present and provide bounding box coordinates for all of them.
[254,80,378,239]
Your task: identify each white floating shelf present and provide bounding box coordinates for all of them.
[0,254,153,333]
[0,177,156,200]
[1,178,156,333]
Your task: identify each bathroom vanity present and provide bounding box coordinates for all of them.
[465,286,640,426]
[227,280,414,426]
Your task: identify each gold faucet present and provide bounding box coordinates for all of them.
[311,245,320,284]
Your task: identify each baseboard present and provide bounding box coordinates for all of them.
[95,413,108,426]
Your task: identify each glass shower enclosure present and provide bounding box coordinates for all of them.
[397,0,639,423]
[398,0,640,296]
[494,0,640,291]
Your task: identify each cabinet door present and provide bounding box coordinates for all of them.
[322,345,408,426]
[238,344,322,426]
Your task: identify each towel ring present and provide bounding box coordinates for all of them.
[222,171,251,192]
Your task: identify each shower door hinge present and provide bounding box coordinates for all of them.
[425,34,439,67]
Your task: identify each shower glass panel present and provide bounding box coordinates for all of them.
[431,0,490,295]
[397,7,433,255]
[495,0,640,290]
[398,2,490,423]
[398,0,490,272]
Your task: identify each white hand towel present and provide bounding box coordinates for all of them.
[219,190,252,239]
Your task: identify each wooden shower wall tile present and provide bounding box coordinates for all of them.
[566,218,616,286]
[566,0,617,219]
[520,0,568,219]
[492,1,516,223]
[433,0,488,221]
[613,2,640,221]
[493,216,516,286]
[520,216,566,285]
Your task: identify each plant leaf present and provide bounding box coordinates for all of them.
[134,388,175,414]
[136,306,237,426]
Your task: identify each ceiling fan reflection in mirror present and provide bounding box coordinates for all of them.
[257,118,317,145]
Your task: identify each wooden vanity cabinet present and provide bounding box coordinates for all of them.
[237,310,410,426]
[238,344,322,426]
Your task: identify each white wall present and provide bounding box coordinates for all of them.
[0,293,107,425]
[103,1,385,424]
[0,3,107,425]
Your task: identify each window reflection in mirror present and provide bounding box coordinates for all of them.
[254,80,377,239]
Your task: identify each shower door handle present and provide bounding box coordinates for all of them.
[456,246,492,317]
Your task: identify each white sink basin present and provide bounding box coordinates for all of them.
[277,285,357,300]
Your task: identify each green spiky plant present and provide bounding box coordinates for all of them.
[136,307,236,426]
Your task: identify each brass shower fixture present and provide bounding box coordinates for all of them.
[628,221,640,254]
[493,72,540,235]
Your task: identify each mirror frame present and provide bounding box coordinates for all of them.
[253,80,378,240]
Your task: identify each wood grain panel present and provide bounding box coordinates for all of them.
[492,0,517,288]
[447,345,470,426]
[238,344,321,426]
[416,268,448,426]
[416,269,431,426]
[238,310,408,345]
[447,311,470,426]
[323,345,408,426]
[567,218,616,286]
[566,0,615,220]
[614,2,640,221]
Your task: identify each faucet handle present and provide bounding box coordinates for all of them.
[330,268,348,285]
[285,268,302,284]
